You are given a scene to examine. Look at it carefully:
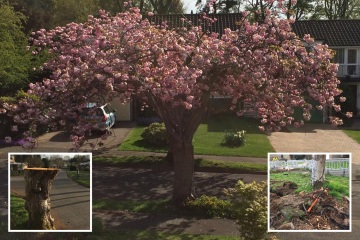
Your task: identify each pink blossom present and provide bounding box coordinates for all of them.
[148,12,154,16]
[258,126,265,132]
[339,96,346,102]
[11,125,18,132]
[345,112,353,118]
[4,136,11,143]
[316,105,323,111]
[333,104,341,112]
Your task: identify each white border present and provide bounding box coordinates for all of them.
[267,152,352,233]
[8,152,92,232]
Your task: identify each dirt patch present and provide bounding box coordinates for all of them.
[270,181,349,230]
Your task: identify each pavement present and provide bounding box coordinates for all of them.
[0,119,359,239]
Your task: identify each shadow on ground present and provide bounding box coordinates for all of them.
[92,166,266,201]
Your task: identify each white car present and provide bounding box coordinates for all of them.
[80,103,116,131]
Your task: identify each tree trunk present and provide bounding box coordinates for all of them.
[172,138,195,206]
[24,168,59,230]
[313,155,326,188]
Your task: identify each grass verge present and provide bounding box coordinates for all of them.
[270,172,349,200]
[10,195,28,230]
[93,156,267,173]
[342,129,360,144]
[66,170,90,188]
[119,115,274,157]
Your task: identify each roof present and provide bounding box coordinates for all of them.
[146,13,243,35]
[292,20,360,47]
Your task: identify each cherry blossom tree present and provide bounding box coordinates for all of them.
[1,4,347,204]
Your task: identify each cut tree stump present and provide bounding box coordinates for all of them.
[24,168,59,230]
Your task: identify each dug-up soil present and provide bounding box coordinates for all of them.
[270,181,350,230]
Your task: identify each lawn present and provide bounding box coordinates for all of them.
[270,172,349,200]
[67,170,91,188]
[10,195,28,230]
[342,128,360,144]
[119,114,274,157]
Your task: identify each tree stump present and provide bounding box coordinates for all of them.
[24,168,59,230]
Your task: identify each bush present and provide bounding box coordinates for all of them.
[184,195,233,218]
[141,122,169,148]
[222,129,246,147]
[224,180,267,240]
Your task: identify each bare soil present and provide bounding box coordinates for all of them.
[270,181,349,230]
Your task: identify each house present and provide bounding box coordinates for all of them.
[111,13,243,121]
[114,16,360,122]
[293,20,360,118]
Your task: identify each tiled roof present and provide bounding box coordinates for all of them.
[146,13,243,35]
[292,20,360,47]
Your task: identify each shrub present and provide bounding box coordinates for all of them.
[184,195,233,218]
[222,129,246,147]
[141,122,169,148]
[224,180,267,240]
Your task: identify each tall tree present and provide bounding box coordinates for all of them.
[99,0,184,14]
[286,0,316,20]
[311,0,360,19]
[148,0,184,14]
[7,0,55,32]
[241,0,316,22]
[51,0,100,27]
[2,7,346,205]
[0,1,31,96]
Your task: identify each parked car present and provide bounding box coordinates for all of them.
[79,103,116,131]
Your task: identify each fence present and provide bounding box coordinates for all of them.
[270,158,349,177]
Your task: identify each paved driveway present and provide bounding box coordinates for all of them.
[268,122,360,240]
[0,122,134,158]
[268,122,360,164]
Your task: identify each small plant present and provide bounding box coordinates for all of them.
[184,195,233,218]
[141,122,169,148]
[222,129,246,147]
[224,180,267,240]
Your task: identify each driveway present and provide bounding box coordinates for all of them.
[267,122,360,240]
[10,170,90,230]
[0,122,135,158]
[268,122,360,165]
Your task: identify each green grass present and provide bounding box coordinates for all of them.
[67,170,90,188]
[119,115,274,157]
[270,172,349,200]
[342,129,360,144]
[93,156,267,173]
[10,195,28,230]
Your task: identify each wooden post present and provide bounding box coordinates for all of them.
[24,168,59,230]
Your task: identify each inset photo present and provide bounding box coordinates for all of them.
[8,152,92,232]
[268,153,351,232]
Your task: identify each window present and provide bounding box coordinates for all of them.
[332,48,358,76]
[333,48,344,64]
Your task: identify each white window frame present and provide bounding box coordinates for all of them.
[333,48,360,77]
